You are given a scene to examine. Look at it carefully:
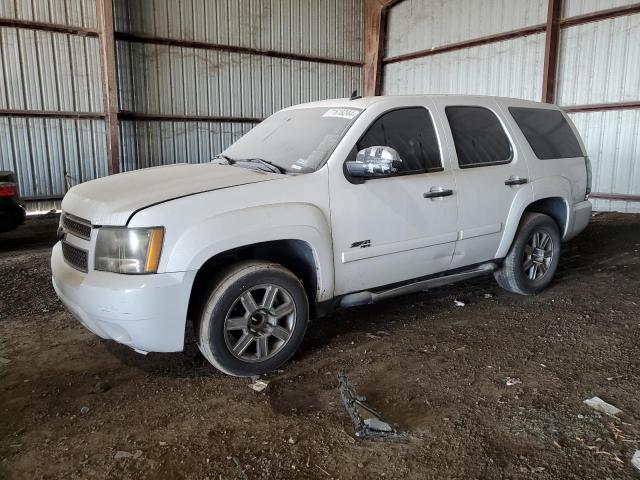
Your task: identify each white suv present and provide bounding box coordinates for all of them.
[52,95,592,376]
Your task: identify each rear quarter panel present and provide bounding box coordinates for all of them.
[493,99,588,253]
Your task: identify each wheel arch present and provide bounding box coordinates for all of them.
[523,197,569,237]
[187,235,335,328]
[497,196,571,259]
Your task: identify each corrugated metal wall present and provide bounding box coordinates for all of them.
[0,117,107,197]
[113,0,363,63]
[560,12,640,213]
[569,109,640,213]
[119,120,254,171]
[0,28,103,112]
[563,0,638,18]
[0,0,96,27]
[0,0,106,204]
[113,0,363,172]
[384,34,545,101]
[557,14,640,106]
[386,0,547,58]
[1,0,364,209]
[384,0,546,100]
[116,44,362,119]
[383,0,640,213]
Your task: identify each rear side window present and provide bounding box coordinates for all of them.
[357,107,442,173]
[509,107,583,159]
[445,106,512,168]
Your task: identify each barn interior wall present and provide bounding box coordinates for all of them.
[383,0,640,213]
[0,0,364,210]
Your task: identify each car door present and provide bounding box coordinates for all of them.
[329,104,459,295]
[432,98,532,268]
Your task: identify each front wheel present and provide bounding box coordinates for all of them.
[494,213,561,295]
[197,261,309,376]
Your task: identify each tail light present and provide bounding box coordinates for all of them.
[0,183,18,197]
[584,156,592,199]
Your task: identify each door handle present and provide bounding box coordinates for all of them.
[423,188,454,199]
[505,176,528,186]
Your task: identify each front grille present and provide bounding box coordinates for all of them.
[62,241,89,273]
[62,213,92,240]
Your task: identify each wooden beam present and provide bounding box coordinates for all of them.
[0,17,99,36]
[561,2,640,27]
[379,1,640,68]
[383,24,546,64]
[562,101,640,113]
[114,32,363,67]
[542,0,562,103]
[364,0,387,96]
[97,0,120,176]
[0,109,105,119]
[589,192,640,202]
[118,112,262,124]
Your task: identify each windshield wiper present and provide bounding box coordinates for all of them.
[238,158,286,174]
[212,154,235,165]
[212,154,286,174]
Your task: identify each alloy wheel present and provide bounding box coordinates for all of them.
[223,284,297,362]
[523,230,554,281]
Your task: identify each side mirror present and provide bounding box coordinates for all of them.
[345,146,403,179]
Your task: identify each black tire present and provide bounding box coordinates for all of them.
[197,261,309,377]
[494,213,561,295]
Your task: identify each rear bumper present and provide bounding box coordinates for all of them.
[565,200,592,241]
[51,242,197,352]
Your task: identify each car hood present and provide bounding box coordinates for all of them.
[62,163,281,226]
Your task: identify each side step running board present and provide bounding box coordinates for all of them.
[339,262,498,308]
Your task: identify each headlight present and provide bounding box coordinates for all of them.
[94,227,164,274]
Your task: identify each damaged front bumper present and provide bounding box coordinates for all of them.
[51,242,196,353]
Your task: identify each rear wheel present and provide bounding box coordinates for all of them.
[494,213,561,295]
[197,261,309,376]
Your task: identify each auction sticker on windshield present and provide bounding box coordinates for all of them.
[322,108,360,120]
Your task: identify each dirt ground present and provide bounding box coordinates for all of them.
[1,212,639,480]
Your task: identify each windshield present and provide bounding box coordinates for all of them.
[221,106,361,173]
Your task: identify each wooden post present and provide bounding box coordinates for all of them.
[364,0,398,96]
[97,0,120,175]
[542,0,562,103]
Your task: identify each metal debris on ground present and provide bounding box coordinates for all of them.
[114,450,141,459]
[364,417,393,432]
[505,377,522,387]
[632,450,640,472]
[248,379,269,393]
[91,381,111,394]
[232,456,250,480]
[337,373,404,440]
[583,396,622,416]
[454,300,465,307]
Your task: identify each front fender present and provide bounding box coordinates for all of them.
[164,203,335,301]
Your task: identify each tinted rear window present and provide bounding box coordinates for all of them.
[509,107,583,160]
[445,106,512,168]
